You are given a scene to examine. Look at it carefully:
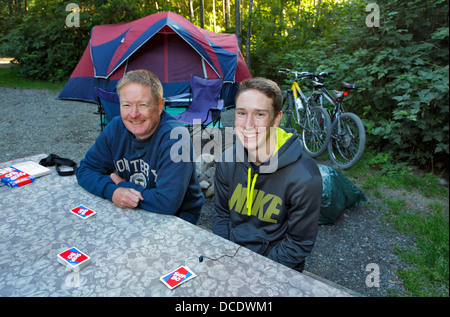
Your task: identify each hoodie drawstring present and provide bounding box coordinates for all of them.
[246,167,258,216]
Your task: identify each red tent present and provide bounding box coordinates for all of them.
[58,11,251,106]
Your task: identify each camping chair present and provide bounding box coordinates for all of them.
[164,91,191,118]
[164,92,191,108]
[95,87,120,131]
[173,74,224,128]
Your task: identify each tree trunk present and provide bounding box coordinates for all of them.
[235,0,241,50]
[245,0,253,69]
[9,0,14,15]
[200,0,205,29]
[213,0,216,32]
[189,0,194,22]
[225,0,230,29]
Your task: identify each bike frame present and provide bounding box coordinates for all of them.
[289,79,316,125]
[313,85,348,121]
[280,69,316,109]
[279,68,334,158]
[291,81,308,102]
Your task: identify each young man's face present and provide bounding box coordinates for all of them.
[119,82,164,140]
[234,89,282,163]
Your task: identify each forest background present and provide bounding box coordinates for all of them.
[0,0,448,175]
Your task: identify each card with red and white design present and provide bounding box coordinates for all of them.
[69,205,96,219]
[57,247,91,272]
[160,266,196,289]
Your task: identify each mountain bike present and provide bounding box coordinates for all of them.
[278,68,332,158]
[310,71,366,169]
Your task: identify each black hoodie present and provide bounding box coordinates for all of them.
[213,127,323,269]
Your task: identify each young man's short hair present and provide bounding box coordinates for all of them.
[235,77,283,115]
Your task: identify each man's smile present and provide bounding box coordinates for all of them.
[129,120,145,125]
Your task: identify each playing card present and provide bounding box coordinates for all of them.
[160,266,196,289]
[57,247,91,272]
[69,205,96,219]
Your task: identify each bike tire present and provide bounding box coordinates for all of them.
[327,112,366,169]
[300,105,331,157]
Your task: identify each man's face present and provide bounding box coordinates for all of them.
[119,82,164,140]
[234,89,282,162]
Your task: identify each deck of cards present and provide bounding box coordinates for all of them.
[57,247,91,272]
[160,266,196,289]
[69,205,96,219]
[0,166,35,188]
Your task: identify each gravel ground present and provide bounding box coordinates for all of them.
[1,86,427,297]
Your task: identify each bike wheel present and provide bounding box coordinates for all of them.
[280,91,295,128]
[300,106,331,157]
[327,112,366,169]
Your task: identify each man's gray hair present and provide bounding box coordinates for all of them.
[117,69,163,102]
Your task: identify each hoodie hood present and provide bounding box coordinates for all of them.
[272,127,303,171]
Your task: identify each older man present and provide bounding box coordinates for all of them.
[76,69,204,224]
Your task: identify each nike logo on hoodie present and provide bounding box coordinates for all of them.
[228,183,282,223]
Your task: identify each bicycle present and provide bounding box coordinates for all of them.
[278,68,332,158]
[310,71,366,169]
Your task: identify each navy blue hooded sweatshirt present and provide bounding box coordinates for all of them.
[76,111,204,224]
[213,127,322,269]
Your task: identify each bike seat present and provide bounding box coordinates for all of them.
[333,91,344,98]
[312,81,324,89]
[342,82,357,90]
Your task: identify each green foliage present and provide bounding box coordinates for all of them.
[368,152,413,177]
[353,148,449,200]
[251,0,449,172]
[361,158,449,296]
[0,0,152,82]
[0,67,65,91]
[387,201,449,297]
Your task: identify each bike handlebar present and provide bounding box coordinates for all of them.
[279,68,336,81]
[317,71,335,79]
[278,68,315,79]
[279,68,359,92]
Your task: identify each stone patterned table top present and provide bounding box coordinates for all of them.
[0,154,352,297]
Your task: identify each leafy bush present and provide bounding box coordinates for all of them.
[251,0,449,172]
[0,0,149,82]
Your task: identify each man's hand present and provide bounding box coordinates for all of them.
[112,187,144,209]
[110,173,144,209]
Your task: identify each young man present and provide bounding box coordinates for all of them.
[213,77,322,271]
[76,70,204,224]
